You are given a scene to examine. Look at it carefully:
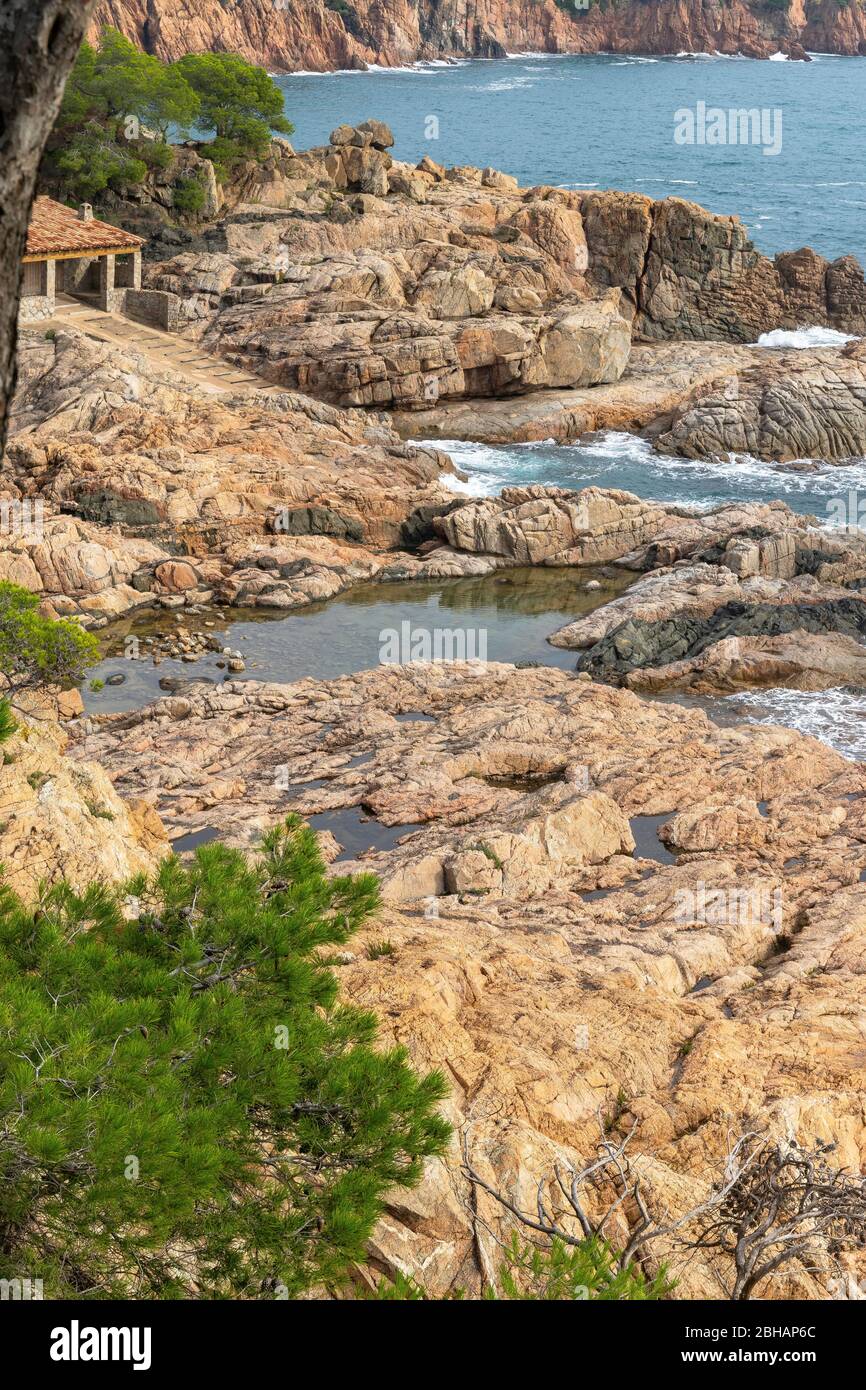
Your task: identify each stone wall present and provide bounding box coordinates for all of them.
[122,288,181,332]
[18,258,55,324]
[18,295,54,324]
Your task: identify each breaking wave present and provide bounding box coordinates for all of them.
[754,326,857,349]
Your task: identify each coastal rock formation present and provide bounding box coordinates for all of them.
[202,290,631,410]
[425,489,820,575]
[71,662,866,1297]
[424,490,866,694]
[576,591,866,693]
[655,341,866,462]
[399,334,866,464]
[615,630,866,695]
[162,143,636,409]
[0,510,169,624]
[404,492,866,697]
[134,130,866,428]
[432,485,667,566]
[545,508,866,693]
[0,706,166,900]
[4,327,456,618]
[580,191,866,342]
[89,0,864,71]
[391,341,764,444]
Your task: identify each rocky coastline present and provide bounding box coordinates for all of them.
[5,121,866,1299]
[89,0,866,70]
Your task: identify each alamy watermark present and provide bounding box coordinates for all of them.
[1,1275,43,1300]
[0,498,44,541]
[674,882,784,932]
[674,102,783,158]
[379,621,488,668]
[826,490,866,533]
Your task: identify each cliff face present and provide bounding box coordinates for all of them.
[89,0,866,71]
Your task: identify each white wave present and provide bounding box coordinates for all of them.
[279,67,374,77]
[768,52,790,62]
[724,687,866,761]
[652,448,866,501]
[754,326,857,349]
[430,429,866,519]
[438,470,490,497]
[472,75,536,91]
[287,60,456,75]
[673,51,744,61]
[366,62,430,72]
[579,431,656,464]
[428,440,526,494]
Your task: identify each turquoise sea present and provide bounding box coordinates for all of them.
[277,52,866,265]
[90,55,866,761]
[277,53,866,509]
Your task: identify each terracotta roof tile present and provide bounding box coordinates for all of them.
[25,197,144,258]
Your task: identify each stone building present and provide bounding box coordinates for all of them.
[19,197,145,324]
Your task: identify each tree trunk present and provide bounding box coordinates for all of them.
[0,2,97,458]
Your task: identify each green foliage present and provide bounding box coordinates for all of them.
[494,1233,671,1300]
[175,52,294,155]
[43,30,290,205]
[50,125,149,203]
[372,1234,671,1300]
[0,700,17,745]
[58,30,200,137]
[0,820,450,1298]
[366,938,396,960]
[137,140,175,173]
[371,1268,434,1299]
[0,582,98,704]
[467,839,504,871]
[202,136,247,185]
[172,172,207,216]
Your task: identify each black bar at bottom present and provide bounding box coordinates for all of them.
[3,1294,858,1377]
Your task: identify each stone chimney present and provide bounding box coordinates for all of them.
[78,203,94,222]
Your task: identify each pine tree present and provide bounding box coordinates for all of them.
[0,818,450,1298]
[0,698,16,744]
[372,1234,671,1300]
[0,581,98,707]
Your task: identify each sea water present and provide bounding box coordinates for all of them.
[277,52,866,265]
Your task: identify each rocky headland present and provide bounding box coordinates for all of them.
[89,0,866,70]
[111,121,866,471]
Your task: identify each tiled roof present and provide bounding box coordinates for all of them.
[25,197,144,258]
